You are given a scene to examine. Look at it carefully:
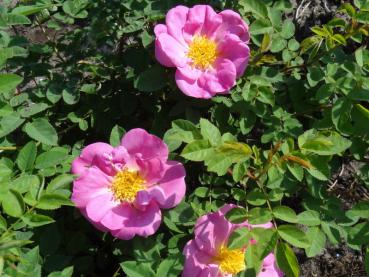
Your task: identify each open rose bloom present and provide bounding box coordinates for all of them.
[155,5,250,99]
[183,204,283,277]
[71,128,186,240]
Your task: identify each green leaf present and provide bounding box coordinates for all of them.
[346,201,369,219]
[0,240,32,251]
[277,225,310,248]
[109,125,126,147]
[273,206,297,223]
[248,207,273,225]
[16,141,37,171]
[1,189,25,217]
[305,227,326,257]
[275,242,300,277]
[228,227,250,250]
[62,0,88,18]
[181,140,212,161]
[36,193,74,210]
[200,118,221,146]
[0,112,25,138]
[47,174,74,192]
[297,210,321,226]
[246,189,267,206]
[194,187,210,198]
[225,207,248,224]
[171,119,202,143]
[120,261,156,277]
[134,65,167,92]
[12,4,53,16]
[250,228,278,259]
[347,88,369,101]
[298,129,351,155]
[35,147,68,169]
[21,213,55,227]
[332,98,353,134]
[48,266,74,277]
[156,254,183,277]
[24,118,58,146]
[250,19,273,35]
[0,73,22,93]
[241,0,268,19]
[281,20,295,39]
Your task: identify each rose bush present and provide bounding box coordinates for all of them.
[0,0,369,277]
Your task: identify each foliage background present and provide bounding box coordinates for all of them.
[0,0,369,276]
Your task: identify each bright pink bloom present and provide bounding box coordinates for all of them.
[183,204,283,277]
[71,128,186,240]
[155,5,250,99]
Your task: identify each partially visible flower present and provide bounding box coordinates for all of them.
[71,128,186,240]
[183,204,283,277]
[155,5,250,99]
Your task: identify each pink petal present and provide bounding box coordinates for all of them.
[156,33,187,67]
[148,161,186,209]
[71,166,112,208]
[72,142,114,176]
[136,157,165,185]
[177,64,203,80]
[259,254,284,277]
[154,24,167,37]
[166,5,189,46]
[110,201,162,239]
[85,192,117,222]
[198,58,236,94]
[175,69,215,99]
[194,206,234,256]
[182,240,214,277]
[218,34,250,78]
[155,25,176,67]
[120,128,169,162]
[218,10,250,43]
[203,6,222,39]
[79,208,109,232]
[183,5,207,42]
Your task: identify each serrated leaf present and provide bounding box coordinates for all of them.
[275,242,299,277]
[16,141,37,171]
[21,213,55,227]
[225,207,248,224]
[36,193,74,210]
[2,189,25,217]
[297,210,321,226]
[181,140,213,161]
[305,227,326,257]
[278,225,310,248]
[228,227,250,250]
[0,73,23,93]
[273,206,297,223]
[200,118,221,146]
[120,261,156,277]
[24,118,58,146]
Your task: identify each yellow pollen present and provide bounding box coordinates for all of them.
[214,247,246,276]
[110,170,145,203]
[187,36,217,70]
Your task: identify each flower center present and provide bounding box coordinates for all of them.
[187,35,217,70]
[111,170,145,203]
[215,247,246,276]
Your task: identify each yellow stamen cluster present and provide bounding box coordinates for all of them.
[187,36,217,70]
[215,247,246,275]
[111,170,145,203]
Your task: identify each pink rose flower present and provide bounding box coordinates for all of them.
[183,204,283,277]
[71,128,186,240]
[155,5,250,99]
